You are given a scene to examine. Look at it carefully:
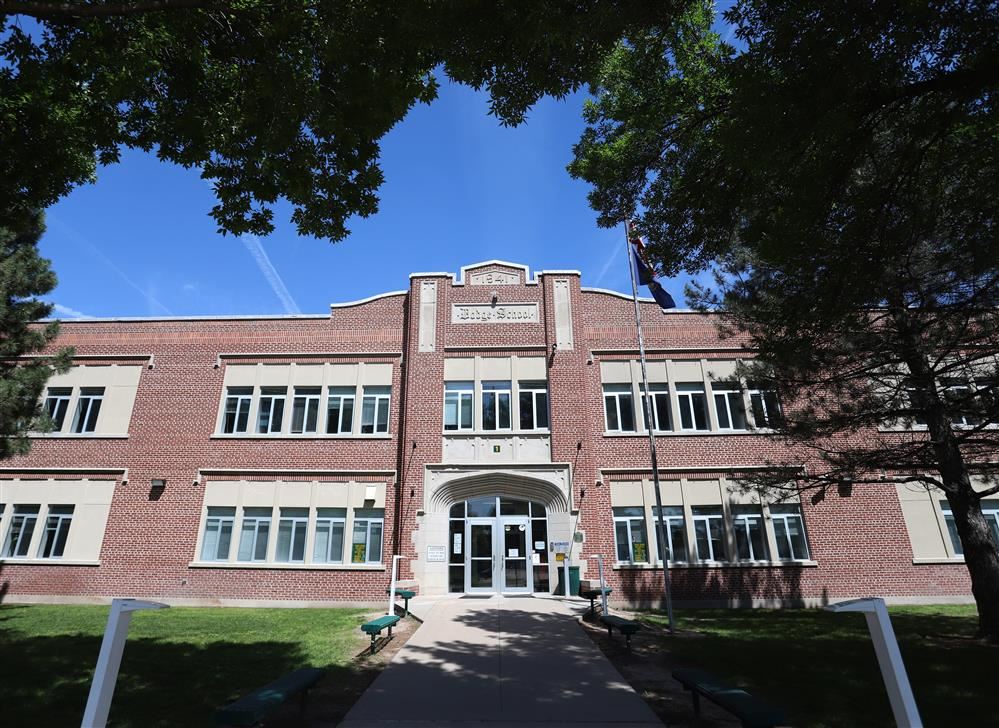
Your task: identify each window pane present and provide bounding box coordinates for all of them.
[604,396,619,430]
[352,522,368,563]
[692,393,708,429]
[497,392,511,429]
[715,393,732,429]
[536,392,549,428]
[615,520,631,561]
[482,392,496,430]
[619,393,635,431]
[519,391,534,429]
[376,398,389,432]
[369,521,383,562]
[444,393,460,430]
[361,397,376,433]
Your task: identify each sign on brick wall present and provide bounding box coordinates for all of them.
[452,303,539,323]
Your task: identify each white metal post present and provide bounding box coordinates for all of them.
[564,543,571,600]
[82,598,168,728]
[388,554,404,615]
[597,554,608,615]
[825,598,922,727]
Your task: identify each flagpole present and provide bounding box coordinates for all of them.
[624,221,675,635]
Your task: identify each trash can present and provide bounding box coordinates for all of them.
[553,566,580,596]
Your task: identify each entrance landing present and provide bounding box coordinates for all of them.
[340,596,662,727]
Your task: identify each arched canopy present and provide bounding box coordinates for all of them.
[429,471,569,514]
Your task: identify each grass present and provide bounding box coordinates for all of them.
[0,604,371,727]
[640,604,994,727]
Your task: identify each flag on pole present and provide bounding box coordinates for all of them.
[629,225,676,310]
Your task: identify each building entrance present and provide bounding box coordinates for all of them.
[449,496,550,594]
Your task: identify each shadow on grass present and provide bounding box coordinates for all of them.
[0,632,358,728]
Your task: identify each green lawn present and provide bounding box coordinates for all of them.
[642,605,994,727]
[0,604,371,727]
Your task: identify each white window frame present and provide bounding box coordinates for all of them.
[275,508,309,563]
[604,384,636,432]
[676,383,710,431]
[613,507,649,563]
[200,507,236,561]
[770,504,811,561]
[731,506,767,561]
[44,387,72,431]
[942,502,999,557]
[748,387,783,429]
[37,505,74,559]
[350,511,384,564]
[652,506,686,562]
[692,507,726,561]
[481,381,512,431]
[713,383,748,431]
[518,381,549,431]
[291,387,322,434]
[444,381,474,431]
[313,508,346,563]
[361,386,391,434]
[221,387,253,434]
[256,387,287,434]
[640,383,671,432]
[326,386,356,434]
[3,505,40,558]
[71,387,105,433]
[237,507,273,562]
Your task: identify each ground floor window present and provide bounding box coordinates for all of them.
[351,510,384,564]
[2,505,40,558]
[770,504,810,561]
[201,507,235,561]
[614,507,649,563]
[652,506,687,562]
[731,505,767,561]
[941,502,999,558]
[692,506,726,561]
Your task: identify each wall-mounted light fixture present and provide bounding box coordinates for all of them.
[149,478,167,501]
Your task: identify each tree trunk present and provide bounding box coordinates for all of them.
[942,488,999,640]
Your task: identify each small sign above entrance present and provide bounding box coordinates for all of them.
[427,545,447,562]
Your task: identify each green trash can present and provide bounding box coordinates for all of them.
[553,566,580,596]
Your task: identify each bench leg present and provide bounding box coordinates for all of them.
[606,625,613,639]
[691,690,701,716]
[388,624,394,638]
[403,598,410,618]
[625,632,632,648]
[370,633,377,655]
[589,598,595,617]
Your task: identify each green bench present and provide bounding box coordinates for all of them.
[578,586,612,617]
[215,667,324,726]
[361,614,401,654]
[386,587,416,616]
[672,668,786,728]
[599,614,641,646]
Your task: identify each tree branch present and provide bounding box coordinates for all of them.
[1,0,211,19]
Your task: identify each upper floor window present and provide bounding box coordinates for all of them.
[361,386,391,434]
[731,505,767,560]
[641,383,671,431]
[3,505,39,558]
[676,383,709,431]
[326,387,355,434]
[519,381,549,430]
[45,388,72,430]
[713,382,747,430]
[291,387,321,434]
[652,506,686,562]
[444,382,474,431]
[257,387,286,434]
[481,381,511,431]
[71,387,104,433]
[38,505,74,559]
[222,387,252,434]
[692,506,725,561]
[613,507,649,563]
[770,504,810,560]
[604,384,636,432]
[748,386,783,429]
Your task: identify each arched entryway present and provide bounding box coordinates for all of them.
[447,496,550,594]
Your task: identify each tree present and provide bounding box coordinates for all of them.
[0,1,674,239]
[0,211,73,458]
[570,0,999,637]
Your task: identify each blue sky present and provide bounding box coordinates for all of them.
[41,76,715,320]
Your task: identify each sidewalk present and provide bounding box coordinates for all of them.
[339,595,662,727]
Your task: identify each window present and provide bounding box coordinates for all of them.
[692,506,725,561]
[275,507,308,563]
[713,382,748,430]
[732,505,767,560]
[361,386,391,434]
[291,387,321,434]
[604,384,636,432]
[770,504,810,560]
[481,381,511,431]
[313,508,346,563]
[326,387,355,434]
[200,507,235,561]
[652,506,687,562]
[256,387,286,434]
[641,383,672,431]
[942,502,999,557]
[45,388,72,430]
[3,505,39,558]
[613,507,649,563]
[237,507,272,561]
[749,386,783,429]
[676,383,709,431]
[351,509,384,563]
[222,387,252,433]
[444,382,474,431]
[944,380,980,427]
[519,381,549,430]
[71,387,104,433]
[37,505,74,559]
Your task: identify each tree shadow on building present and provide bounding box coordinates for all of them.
[617,563,808,609]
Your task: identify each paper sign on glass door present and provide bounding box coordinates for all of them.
[508,549,519,558]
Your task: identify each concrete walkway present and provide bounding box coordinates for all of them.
[340,595,662,727]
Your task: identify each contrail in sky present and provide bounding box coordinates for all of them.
[241,233,301,314]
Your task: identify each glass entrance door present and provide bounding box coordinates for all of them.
[500,518,531,593]
[466,520,495,592]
